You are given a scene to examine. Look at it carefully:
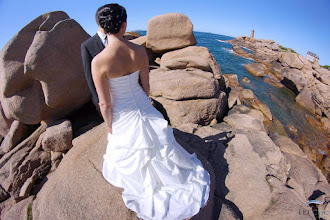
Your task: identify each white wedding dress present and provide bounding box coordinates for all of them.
[102,70,210,220]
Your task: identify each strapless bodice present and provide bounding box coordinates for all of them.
[109,70,151,114]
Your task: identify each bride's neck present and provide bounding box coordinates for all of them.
[107,33,125,43]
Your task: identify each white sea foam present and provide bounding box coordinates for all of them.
[241,46,253,53]
[243,57,255,61]
[216,39,230,44]
[223,48,235,54]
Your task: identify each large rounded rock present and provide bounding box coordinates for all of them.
[281,68,308,94]
[146,13,196,53]
[295,87,315,114]
[0,11,90,125]
[0,123,50,199]
[284,152,328,197]
[271,133,306,158]
[232,45,249,56]
[244,63,265,77]
[153,92,227,126]
[227,88,241,109]
[242,89,254,100]
[0,102,13,137]
[160,46,222,79]
[315,67,330,85]
[228,105,264,123]
[130,35,147,46]
[260,176,315,220]
[315,81,330,110]
[278,52,304,70]
[253,48,279,63]
[42,120,73,152]
[224,134,271,219]
[223,114,265,132]
[298,55,313,70]
[32,123,139,220]
[0,120,28,153]
[320,74,330,86]
[254,97,273,121]
[150,68,219,100]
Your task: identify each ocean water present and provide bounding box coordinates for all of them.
[137,31,329,167]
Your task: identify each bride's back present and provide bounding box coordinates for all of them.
[96,39,145,79]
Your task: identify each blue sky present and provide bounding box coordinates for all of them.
[0,0,329,65]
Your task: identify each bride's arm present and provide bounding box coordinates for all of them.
[139,48,150,96]
[91,58,113,134]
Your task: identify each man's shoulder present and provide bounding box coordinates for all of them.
[82,34,99,47]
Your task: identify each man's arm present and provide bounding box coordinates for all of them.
[81,43,99,103]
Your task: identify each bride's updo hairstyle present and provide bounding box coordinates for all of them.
[97,4,127,34]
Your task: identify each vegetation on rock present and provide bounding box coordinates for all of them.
[278,45,297,54]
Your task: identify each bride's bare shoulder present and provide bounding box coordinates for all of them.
[127,40,145,52]
[91,50,112,73]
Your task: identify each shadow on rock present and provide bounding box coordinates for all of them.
[173,128,243,219]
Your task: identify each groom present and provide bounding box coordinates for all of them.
[81,5,108,113]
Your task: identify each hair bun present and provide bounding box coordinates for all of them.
[97,4,127,34]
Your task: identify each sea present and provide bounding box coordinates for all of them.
[137,31,329,171]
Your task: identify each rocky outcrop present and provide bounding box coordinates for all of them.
[124,31,141,40]
[149,45,226,126]
[0,123,50,200]
[229,35,330,137]
[281,68,308,94]
[224,134,272,219]
[0,121,28,153]
[0,11,99,210]
[41,120,73,152]
[130,35,147,46]
[0,196,34,220]
[32,123,140,220]
[278,52,304,69]
[153,92,227,126]
[295,87,316,114]
[173,101,328,220]
[271,133,307,158]
[228,36,280,63]
[244,63,266,77]
[160,46,222,80]
[224,113,265,132]
[242,89,254,100]
[31,122,215,220]
[0,102,13,137]
[223,73,273,122]
[146,13,196,53]
[0,11,91,125]
[232,45,249,56]
[150,68,219,100]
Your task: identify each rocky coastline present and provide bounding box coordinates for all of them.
[228,36,330,132]
[0,11,329,220]
[227,36,330,183]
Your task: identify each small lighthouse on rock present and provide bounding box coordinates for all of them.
[250,29,255,38]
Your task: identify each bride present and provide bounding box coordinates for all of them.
[91,4,210,220]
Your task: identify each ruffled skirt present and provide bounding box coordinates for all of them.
[102,105,210,220]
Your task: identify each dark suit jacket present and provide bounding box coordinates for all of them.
[81,34,105,104]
